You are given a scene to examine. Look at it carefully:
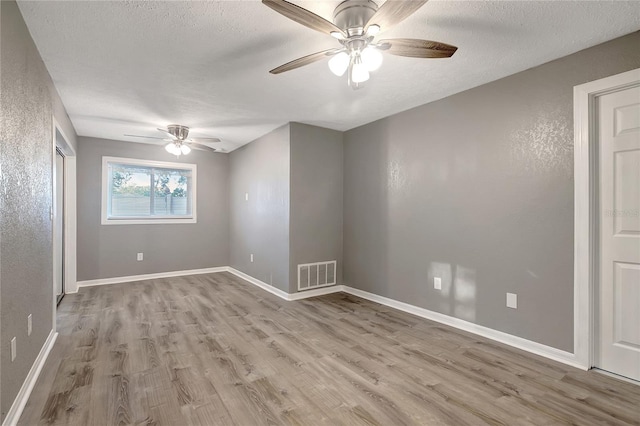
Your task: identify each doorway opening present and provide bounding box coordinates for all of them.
[52,120,77,317]
[54,147,65,305]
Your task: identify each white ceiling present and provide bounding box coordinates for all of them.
[18,1,640,152]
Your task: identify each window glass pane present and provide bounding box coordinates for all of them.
[152,168,191,216]
[106,161,194,220]
[110,165,152,217]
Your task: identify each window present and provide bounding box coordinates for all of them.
[102,157,196,225]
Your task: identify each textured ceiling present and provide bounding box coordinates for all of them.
[18,1,640,152]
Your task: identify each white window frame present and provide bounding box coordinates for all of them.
[101,156,197,225]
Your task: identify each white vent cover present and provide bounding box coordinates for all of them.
[298,260,337,291]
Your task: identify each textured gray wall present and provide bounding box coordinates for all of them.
[0,1,77,420]
[344,32,640,352]
[290,123,343,293]
[229,125,290,292]
[76,137,229,280]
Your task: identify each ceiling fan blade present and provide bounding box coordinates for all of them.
[262,0,345,36]
[365,0,428,33]
[270,48,340,74]
[190,137,221,144]
[157,128,178,140]
[124,134,165,140]
[379,38,457,58]
[187,142,218,152]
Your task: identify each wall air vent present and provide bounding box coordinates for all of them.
[298,260,337,291]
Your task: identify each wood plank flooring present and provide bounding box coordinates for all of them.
[18,272,640,425]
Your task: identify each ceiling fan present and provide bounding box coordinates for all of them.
[263,0,457,89]
[125,124,222,156]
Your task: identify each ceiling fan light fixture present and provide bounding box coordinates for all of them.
[165,142,183,156]
[165,142,177,155]
[262,0,453,89]
[361,46,383,71]
[180,144,191,155]
[328,52,350,76]
[351,59,370,84]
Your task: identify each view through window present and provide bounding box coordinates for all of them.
[102,157,196,224]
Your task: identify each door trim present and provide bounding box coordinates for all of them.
[573,68,640,370]
[52,118,77,316]
[54,148,65,306]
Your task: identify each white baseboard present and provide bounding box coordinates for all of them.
[341,285,586,370]
[227,268,291,299]
[76,266,228,289]
[226,268,342,301]
[288,285,344,300]
[2,330,58,426]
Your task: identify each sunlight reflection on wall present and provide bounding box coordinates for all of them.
[430,261,477,322]
[453,265,477,322]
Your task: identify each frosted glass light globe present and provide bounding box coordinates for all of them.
[165,143,180,155]
[328,52,350,76]
[351,62,370,83]
[361,47,383,72]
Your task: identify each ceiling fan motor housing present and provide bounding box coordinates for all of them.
[167,124,190,141]
[333,0,378,37]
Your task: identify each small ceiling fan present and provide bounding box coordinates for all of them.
[263,0,457,89]
[125,124,222,156]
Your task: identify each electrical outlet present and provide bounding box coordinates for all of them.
[245,192,249,201]
[434,277,442,290]
[28,314,32,336]
[506,293,518,309]
[250,254,254,263]
[11,337,16,362]
[137,252,143,261]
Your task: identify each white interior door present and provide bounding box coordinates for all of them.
[54,149,64,303]
[597,83,640,381]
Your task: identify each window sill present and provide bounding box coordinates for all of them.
[101,217,197,225]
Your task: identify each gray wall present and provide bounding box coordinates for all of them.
[0,1,77,420]
[77,137,229,280]
[290,123,343,293]
[344,31,640,352]
[229,125,291,292]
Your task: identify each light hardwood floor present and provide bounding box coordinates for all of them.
[18,272,640,425]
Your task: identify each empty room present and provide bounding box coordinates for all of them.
[1,0,640,424]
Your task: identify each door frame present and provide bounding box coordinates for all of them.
[54,147,65,305]
[52,118,77,322]
[573,68,640,370]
